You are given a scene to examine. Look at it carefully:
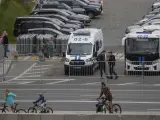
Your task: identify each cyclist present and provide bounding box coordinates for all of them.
[98,82,113,113]
[33,93,47,109]
[5,89,16,112]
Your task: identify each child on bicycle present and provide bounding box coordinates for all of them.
[5,89,16,112]
[33,93,47,109]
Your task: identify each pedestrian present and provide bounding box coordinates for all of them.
[107,51,118,80]
[5,89,16,112]
[97,51,106,79]
[2,31,9,58]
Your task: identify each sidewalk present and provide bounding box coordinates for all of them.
[0,45,14,77]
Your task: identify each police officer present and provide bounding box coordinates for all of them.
[107,51,118,80]
[97,51,106,79]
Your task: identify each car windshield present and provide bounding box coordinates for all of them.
[61,3,71,9]
[67,43,92,55]
[63,10,76,15]
[77,0,88,6]
[52,18,65,25]
[126,38,159,54]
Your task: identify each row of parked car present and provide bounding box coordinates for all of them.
[13,0,103,37]
[125,0,160,34]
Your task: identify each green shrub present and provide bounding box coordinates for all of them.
[0,0,34,43]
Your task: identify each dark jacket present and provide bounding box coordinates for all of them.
[2,36,9,45]
[99,87,112,98]
[97,53,106,69]
[108,55,115,67]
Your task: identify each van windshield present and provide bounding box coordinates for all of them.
[67,43,92,55]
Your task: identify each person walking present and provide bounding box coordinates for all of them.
[107,51,118,80]
[5,89,16,112]
[97,51,106,79]
[2,31,9,58]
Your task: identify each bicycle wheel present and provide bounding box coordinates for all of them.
[112,104,122,114]
[16,109,27,113]
[28,107,37,113]
[0,108,9,113]
[45,107,53,113]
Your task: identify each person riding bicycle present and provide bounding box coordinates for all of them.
[33,93,46,109]
[98,82,113,113]
[5,89,16,112]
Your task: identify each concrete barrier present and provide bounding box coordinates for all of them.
[0,113,160,120]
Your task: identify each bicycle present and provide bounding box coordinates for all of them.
[96,98,122,114]
[28,102,53,113]
[0,103,26,113]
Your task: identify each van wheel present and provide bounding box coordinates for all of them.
[87,12,95,19]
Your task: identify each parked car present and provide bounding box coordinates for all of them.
[14,16,81,36]
[61,9,91,23]
[126,19,160,33]
[80,0,102,11]
[30,14,83,25]
[56,0,102,18]
[14,21,73,36]
[28,28,64,37]
[31,9,88,25]
[36,2,86,15]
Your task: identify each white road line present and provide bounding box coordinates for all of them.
[18,81,34,84]
[118,82,140,85]
[10,79,75,81]
[30,68,50,71]
[24,71,44,74]
[0,89,159,92]
[34,65,51,67]
[0,100,159,104]
[46,79,76,84]
[23,56,31,60]
[20,75,41,78]
[154,84,160,86]
[7,63,37,81]
[82,82,100,85]
[147,109,160,111]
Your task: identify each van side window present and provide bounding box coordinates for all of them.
[96,41,99,51]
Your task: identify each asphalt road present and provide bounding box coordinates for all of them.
[0,0,159,113]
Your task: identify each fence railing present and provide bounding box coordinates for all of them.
[0,59,160,82]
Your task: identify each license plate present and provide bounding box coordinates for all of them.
[73,66,81,69]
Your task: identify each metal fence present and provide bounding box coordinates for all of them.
[1,59,160,82]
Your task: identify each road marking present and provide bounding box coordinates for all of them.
[46,79,76,84]
[8,63,37,81]
[31,56,38,60]
[147,109,160,111]
[24,71,45,74]
[18,56,24,60]
[21,75,41,78]
[118,82,140,85]
[154,84,160,86]
[23,56,31,60]
[9,79,74,81]
[0,100,159,104]
[34,65,51,67]
[18,81,35,84]
[0,89,159,92]
[82,82,100,85]
[30,68,50,71]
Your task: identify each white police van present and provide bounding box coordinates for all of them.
[122,29,160,74]
[64,28,104,75]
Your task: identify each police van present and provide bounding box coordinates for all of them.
[64,28,104,75]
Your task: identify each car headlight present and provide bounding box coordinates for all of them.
[65,58,69,62]
[86,58,93,62]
